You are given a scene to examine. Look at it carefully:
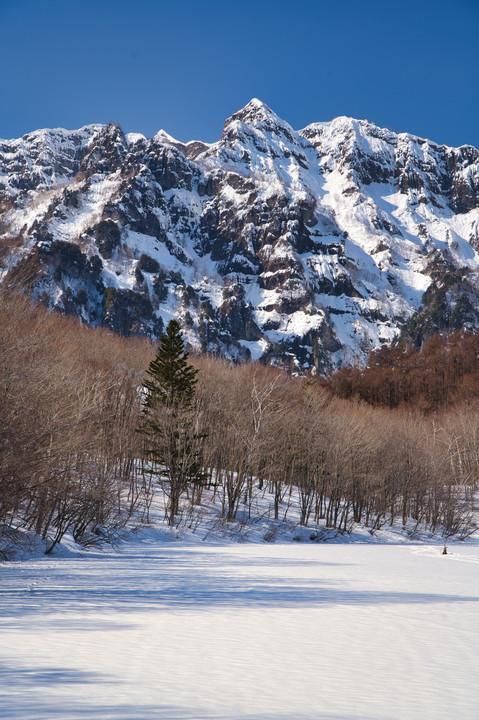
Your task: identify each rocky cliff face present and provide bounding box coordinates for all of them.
[1,100,479,371]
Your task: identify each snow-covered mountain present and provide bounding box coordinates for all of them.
[1,99,479,371]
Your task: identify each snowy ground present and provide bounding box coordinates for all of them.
[1,535,478,720]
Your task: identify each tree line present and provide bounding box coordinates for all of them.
[0,290,477,557]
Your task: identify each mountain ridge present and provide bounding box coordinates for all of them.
[1,100,479,372]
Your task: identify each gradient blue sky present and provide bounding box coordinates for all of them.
[1,0,478,147]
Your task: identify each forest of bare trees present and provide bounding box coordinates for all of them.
[0,289,477,558]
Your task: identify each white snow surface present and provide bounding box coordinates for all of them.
[1,500,478,720]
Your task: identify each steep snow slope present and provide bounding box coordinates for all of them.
[1,101,479,371]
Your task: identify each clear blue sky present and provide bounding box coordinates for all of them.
[1,0,478,148]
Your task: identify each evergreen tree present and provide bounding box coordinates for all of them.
[138,319,206,524]
[142,319,198,409]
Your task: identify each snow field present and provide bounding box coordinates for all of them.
[1,541,478,719]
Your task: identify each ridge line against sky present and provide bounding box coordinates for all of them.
[1,0,478,149]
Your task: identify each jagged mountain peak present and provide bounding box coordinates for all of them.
[228,98,283,126]
[153,129,181,145]
[196,99,307,177]
[222,98,297,143]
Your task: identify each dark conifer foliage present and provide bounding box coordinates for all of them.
[142,319,198,409]
[138,320,206,524]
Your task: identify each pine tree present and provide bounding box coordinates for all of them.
[138,319,206,524]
